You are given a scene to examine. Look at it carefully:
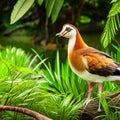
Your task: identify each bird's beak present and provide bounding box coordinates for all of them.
[55,32,62,38]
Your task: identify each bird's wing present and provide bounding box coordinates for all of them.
[76,47,120,76]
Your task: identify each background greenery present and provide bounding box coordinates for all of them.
[0,0,120,120]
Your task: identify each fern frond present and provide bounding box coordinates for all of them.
[101,1,120,48]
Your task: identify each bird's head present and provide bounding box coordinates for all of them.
[56,24,76,39]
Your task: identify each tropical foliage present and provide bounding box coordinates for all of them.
[0,47,46,119]
[10,0,35,24]
[10,0,64,24]
[101,0,120,47]
[0,47,120,119]
[0,0,120,119]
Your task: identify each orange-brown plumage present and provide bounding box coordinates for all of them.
[69,46,117,76]
[85,52,117,74]
[73,29,88,50]
[69,51,87,71]
[56,24,120,110]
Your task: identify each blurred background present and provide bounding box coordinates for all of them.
[0,0,114,57]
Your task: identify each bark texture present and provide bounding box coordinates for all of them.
[80,91,120,120]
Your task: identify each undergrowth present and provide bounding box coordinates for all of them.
[0,46,120,120]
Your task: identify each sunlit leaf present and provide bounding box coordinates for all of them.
[111,0,118,3]
[17,67,33,73]
[61,94,73,107]
[10,0,35,24]
[109,0,120,16]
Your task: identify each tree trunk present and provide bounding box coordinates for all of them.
[80,91,120,120]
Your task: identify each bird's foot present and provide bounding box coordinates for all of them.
[97,101,102,112]
[98,107,101,112]
[84,98,102,112]
[83,99,91,110]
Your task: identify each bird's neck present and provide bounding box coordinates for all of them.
[68,30,88,53]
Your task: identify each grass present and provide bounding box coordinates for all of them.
[0,46,120,119]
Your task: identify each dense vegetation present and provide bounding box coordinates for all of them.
[0,46,120,119]
[0,0,120,119]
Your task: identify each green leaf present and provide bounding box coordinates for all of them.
[109,1,120,17]
[62,94,73,107]
[111,0,119,3]
[17,66,33,73]
[37,0,43,6]
[99,95,113,120]
[51,0,64,23]
[45,0,64,23]
[55,51,61,81]
[10,0,35,24]
[45,0,55,17]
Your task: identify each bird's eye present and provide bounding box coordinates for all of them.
[65,27,72,32]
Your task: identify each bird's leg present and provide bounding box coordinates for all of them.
[98,83,102,112]
[84,82,95,107]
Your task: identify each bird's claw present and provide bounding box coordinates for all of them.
[83,99,91,110]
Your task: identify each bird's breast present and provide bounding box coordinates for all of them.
[68,55,100,82]
[68,51,88,72]
[68,51,105,83]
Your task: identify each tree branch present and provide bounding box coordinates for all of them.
[0,105,51,120]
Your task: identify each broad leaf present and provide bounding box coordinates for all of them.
[51,0,64,23]
[10,0,35,24]
[45,0,64,23]
[45,0,55,17]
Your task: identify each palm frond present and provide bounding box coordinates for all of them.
[101,1,120,48]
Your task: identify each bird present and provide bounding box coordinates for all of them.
[56,23,120,110]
